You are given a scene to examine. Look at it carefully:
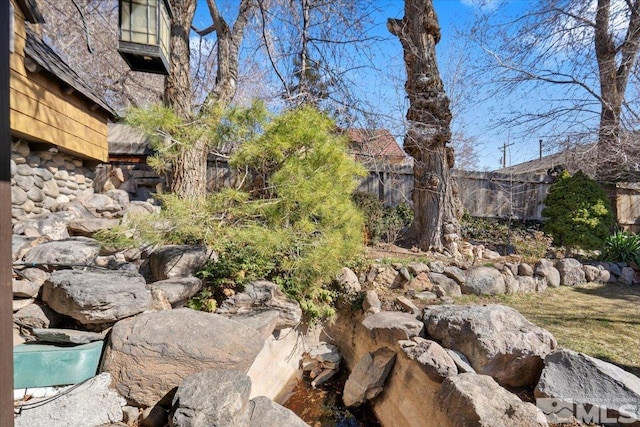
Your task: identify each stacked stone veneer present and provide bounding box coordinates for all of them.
[11,140,96,222]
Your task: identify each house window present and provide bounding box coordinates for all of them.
[9,3,15,53]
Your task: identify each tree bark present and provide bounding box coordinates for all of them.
[202,0,255,108]
[388,0,462,254]
[163,0,206,198]
[595,0,640,181]
[164,0,254,199]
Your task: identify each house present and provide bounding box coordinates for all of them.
[346,128,413,207]
[9,0,116,219]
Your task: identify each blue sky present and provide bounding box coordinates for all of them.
[192,0,555,171]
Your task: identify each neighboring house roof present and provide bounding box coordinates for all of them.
[14,0,44,24]
[495,143,598,176]
[108,123,153,157]
[346,128,408,164]
[24,28,116,119]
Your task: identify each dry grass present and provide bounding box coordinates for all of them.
[455,282,640,376]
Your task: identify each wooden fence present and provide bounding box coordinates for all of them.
[109,154,640,230]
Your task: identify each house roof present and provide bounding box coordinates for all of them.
[346,128,407,162]
[24,28,116,119]
[108,123,154,156]
[495,143,598,176]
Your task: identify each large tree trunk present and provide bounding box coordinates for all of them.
[164,0,206,198]
[594,0,640,181]
[388,0,462,254]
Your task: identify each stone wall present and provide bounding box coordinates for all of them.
[11,139,96,222]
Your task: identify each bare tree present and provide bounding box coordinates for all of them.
[255,0,382,119]
[466,0,640,181]
[388,0,463,253]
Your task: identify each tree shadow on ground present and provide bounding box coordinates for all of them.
[572,282,640,303]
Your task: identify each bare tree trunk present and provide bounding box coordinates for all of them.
[164,0,254,198]
[594,0,640,181]
[165,0,196,118]
[201,0,254,108]
[388,0,461,254]
[164,0,205,198]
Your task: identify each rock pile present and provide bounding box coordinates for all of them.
[362,254,639,311]
[300,342,342,388]
[11,190,307,427]
[327,300,640,427]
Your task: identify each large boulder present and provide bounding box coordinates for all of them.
[216,280,302,329]
[336,267,361,294]
[13,303,61,329]
[147,277,202,307]
[427,273,462,297]
[171,370,251,427]
[101,309,265,407]
[400,337,457,383]
[462,266,506,295]
[243,396,309,427]
[424,304,557,387]
[67,218,120,237]
[22,237,101,267]
[438,373,547,427]
[361,311,424,344]
[149,245,215,281]
[343,347,397,407]
[534,259,561,288]
[42,270,151,325]
[535,349,640,425]
[555,258,586,286]
[14,373,125,427]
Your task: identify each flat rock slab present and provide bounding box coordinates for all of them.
[424,304,557,387]
[343,347,396,407]
[535,349,640,425]
[42,269,151,325]
[14,373,125,427]
[361,311,424,344]
[22,237,101,267]
[31,328,107,344]
[439,373,547,427]
[101,308,265,407]
[171,370,251,427]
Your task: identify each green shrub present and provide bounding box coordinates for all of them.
[542,170,614,253]
[101,105,365,321]
[601,230,640,266]
[352,193,413,244]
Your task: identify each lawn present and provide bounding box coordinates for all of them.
[455,282,640,376]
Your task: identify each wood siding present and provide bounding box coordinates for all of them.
[9,1,108,162]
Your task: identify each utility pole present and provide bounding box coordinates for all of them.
[539,139,543,160]
[1,0,14,425]
[499,142,514,168]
